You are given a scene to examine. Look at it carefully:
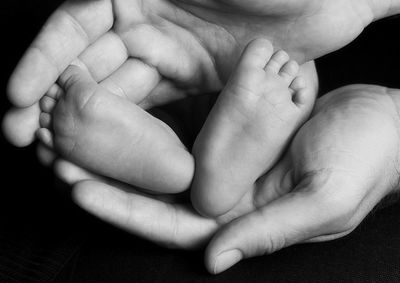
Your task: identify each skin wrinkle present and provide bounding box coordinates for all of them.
[104,76,129,100]
[30,44,61,78]
[306,227,355,243]
[225,84,292,127]
[62,9,91,45]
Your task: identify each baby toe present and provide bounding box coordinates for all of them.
[290,77,310,106]
[264,50,290,74]
[279,60,299,84]
[40,95,57,113]
[39,112,52,129]
[290,76,306,92]
[238,38,274,70]
[46,84,64,99]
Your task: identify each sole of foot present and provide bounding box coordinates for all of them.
[191,38,314,217]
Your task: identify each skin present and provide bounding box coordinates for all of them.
[3,0,400,275]
[2,0,391,147]
[45,84,400,274]
[36,39,309,197]
[191,39,313,217]
[38,65,195,194]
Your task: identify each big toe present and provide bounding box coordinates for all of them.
[2,104,40,147]
[237,38,274,70]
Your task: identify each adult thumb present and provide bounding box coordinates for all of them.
[205,183,339,274]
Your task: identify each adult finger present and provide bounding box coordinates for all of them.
[8,0,113,107]
[2,104,41,147]
[37,142,57,167]
[100,61,189,109]
[54,159,101,185]
[76,31,128,82]
[99,58,160,103]
[72,180,218,249]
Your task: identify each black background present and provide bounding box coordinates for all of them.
[1,1,400,282]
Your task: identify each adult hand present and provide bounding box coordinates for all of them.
[4,0,396,146]
[205,85,400,273]
[48,84,400,273]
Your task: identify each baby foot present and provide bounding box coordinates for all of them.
[192,38,314,217]
[37,65,194,194]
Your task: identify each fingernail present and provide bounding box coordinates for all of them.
[213,249,242,274]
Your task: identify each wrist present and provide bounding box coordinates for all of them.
[367,0,400,21]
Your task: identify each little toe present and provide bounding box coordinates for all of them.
[36,128,54,148]
[238,38,274,70]
[290,77,309,105]
[290,77,306,92]
[264,50,290,74]
[39,112,52,129]
[40,95,57,113]
[279,60,299,84]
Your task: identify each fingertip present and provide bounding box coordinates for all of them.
[7,76,34,108]
[36,143,57,166]
[214,250,243,274]
[7,76,25,107]
[204,225,236,274]
[205,234,243,274]
[71,180,101,210]
[2,105,40,147]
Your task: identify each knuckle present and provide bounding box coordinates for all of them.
[261,232,287,255]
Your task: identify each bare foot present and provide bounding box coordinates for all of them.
[37,65,194,194]
[191,39,314,217]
